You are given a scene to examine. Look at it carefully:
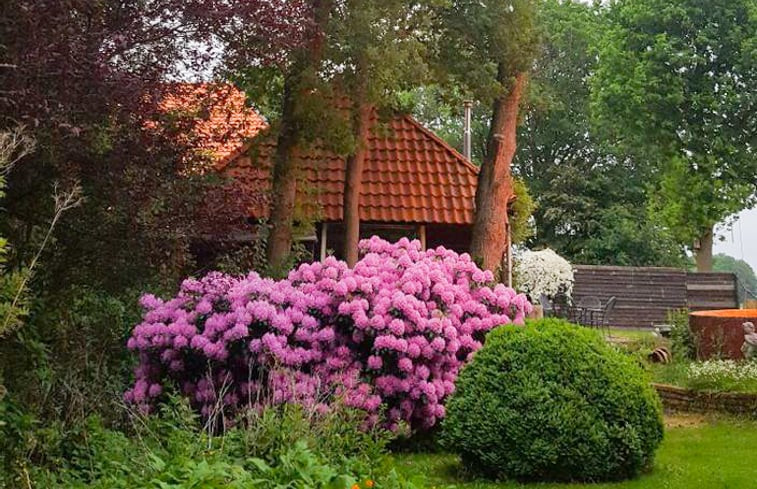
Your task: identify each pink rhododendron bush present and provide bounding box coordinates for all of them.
[125,237,532,430]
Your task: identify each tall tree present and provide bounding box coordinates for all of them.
[265,1,334,270]
[329,0,430,265]
[0,0,303,289]
[224,1,345,271]
[515,0,603,254]
[438,0,539,272]
[409,1,689,267]
[592,0,757,271]
[513,0,687,266]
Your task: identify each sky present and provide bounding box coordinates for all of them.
[714,208,757,272]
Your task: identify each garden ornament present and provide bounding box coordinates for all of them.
[742,322,757,360]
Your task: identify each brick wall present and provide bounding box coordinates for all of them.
[653,383,757,417]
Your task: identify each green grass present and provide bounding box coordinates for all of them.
[608,327,656,340]
[649,361,692,386]
[393,417,757,488]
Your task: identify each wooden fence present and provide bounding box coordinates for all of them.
[686,272,740,310]
[572,265,738,329]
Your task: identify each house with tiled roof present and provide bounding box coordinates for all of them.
[220,108,481,259]
[159,82,486,259]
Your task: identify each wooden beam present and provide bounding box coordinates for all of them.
[506,221,513,287]
[418,224,427,250]
[319,223,328,262]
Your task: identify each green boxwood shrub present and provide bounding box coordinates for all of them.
[441,318,664,482]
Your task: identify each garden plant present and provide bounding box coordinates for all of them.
[442,318,664,482]
[513,248,574,300]
[125,237,531,430]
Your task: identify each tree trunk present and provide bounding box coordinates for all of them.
[265,0,332,270]
[470,71,528,273]
[342,99,372,267]
[695,226,714,272]
[266,80,299,270]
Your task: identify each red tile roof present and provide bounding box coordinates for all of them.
[154,83,267,172]
[222,110,480,225]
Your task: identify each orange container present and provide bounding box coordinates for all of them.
[689,309,757,360]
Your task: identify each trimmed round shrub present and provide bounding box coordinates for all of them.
[442,318,663,482]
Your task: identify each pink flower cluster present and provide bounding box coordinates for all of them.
[125,237,531,430]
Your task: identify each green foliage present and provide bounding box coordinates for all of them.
[0,265,28,338]
[442,319,664,482]
[684,361,757,393]
[0,391,38,481]
[592,0,757,250]
[650,360,757,394]
[667,308,695,361]
[576,205,687,267]
[513,0,686,267]
[712,253,757,303]
[327,0,432,107]
[416,1,687,267]
[0,287,141,430]
[436,0,539,105]
[509,178,535,245]
[0,128,34,338]
[15,397,414,489]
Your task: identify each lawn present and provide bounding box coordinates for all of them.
[607,327,657,341]
[393,416,757,489]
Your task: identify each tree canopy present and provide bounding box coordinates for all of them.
[712,253,757,303]
[591,0,757,270]
[436,0,540,273]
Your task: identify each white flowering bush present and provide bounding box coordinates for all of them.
[513,248,574,300]
[687,360,757,392]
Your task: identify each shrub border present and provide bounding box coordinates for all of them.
[652,383,757,417]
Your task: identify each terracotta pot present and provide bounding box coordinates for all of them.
[689,309,757,360]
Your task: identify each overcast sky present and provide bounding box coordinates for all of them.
[714,208,757,271]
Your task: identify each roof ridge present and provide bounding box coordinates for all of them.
[400,114,480,175]
[215,122,272,171]
[216,140,254,171]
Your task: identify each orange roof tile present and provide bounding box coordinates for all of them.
[222,110,480,225]
[154,83,267,173]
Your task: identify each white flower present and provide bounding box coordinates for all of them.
[687,360,757,383]
[513,248,574,299]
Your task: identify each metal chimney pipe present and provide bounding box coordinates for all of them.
[463,100,473,160]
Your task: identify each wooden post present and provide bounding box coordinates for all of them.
[506,221,513,287]
[319,222,328,262]
[418,224,427,250]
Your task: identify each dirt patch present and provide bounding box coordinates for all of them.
[664,413,707,429]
